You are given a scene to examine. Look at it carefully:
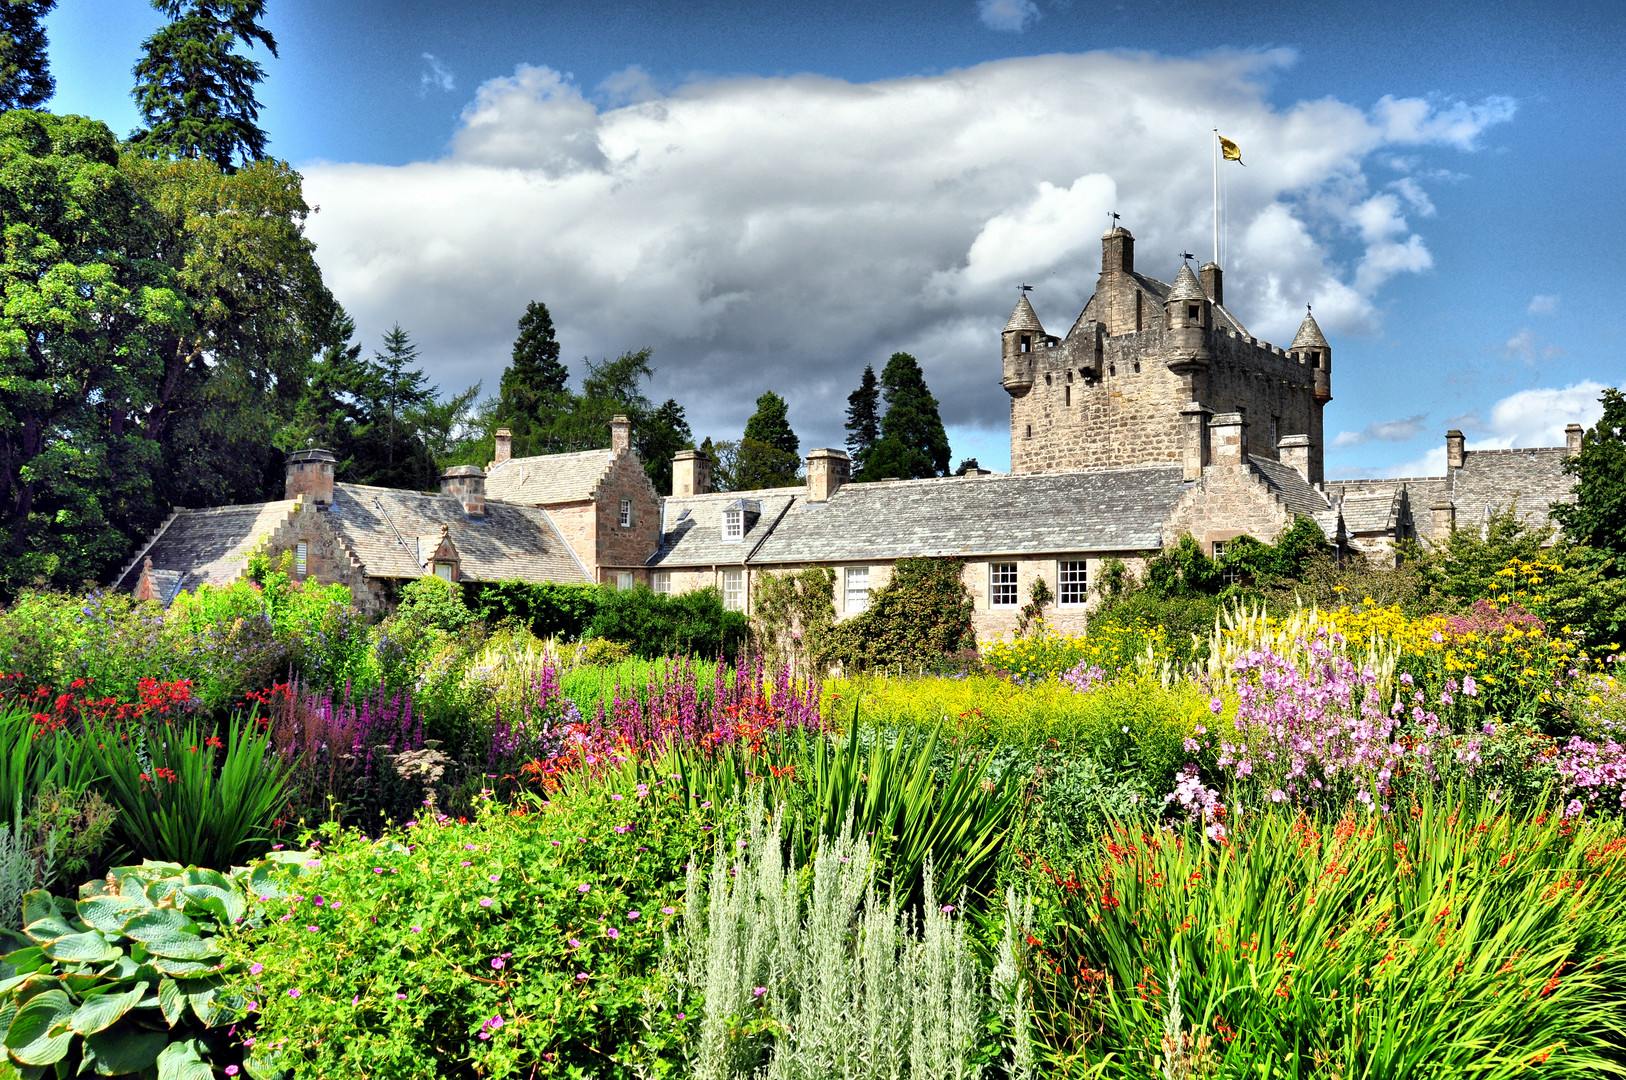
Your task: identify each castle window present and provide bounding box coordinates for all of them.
[723,509,744,541]
[619,498,632,527]
[652,571,672,595]
[1065,370,1073,383]
[722,568,745,611]
[1064,385,1071,407]
[990,563,1019,608]
[1019,334,1032,353]
[294,541,308,577]
[1187,303,1201,323]
[616,571,634,590]
[845,566,871,613]
[1109,364,1116,377]
[1045,372,1052,385]
[1024,424,1032,439]
[1058,561,1087,606]
[1132,361,1141,373]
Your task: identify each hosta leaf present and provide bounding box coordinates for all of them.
[142,937,220,962]
[157,979,184,1028]
[0,929,31,954]
[155,1039,212,1080]
[41,933,119,966]
[84,1023,166,1075]
[76,897,152,936]
[181,869,230,892]
[19,893,57,931]
[70,982,147,1036]
[151,957,220,977]
[180,885,244,928]
[22,913,76,946]
[4,988,73,1066]
[119,910,197,947]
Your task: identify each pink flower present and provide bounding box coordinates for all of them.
[479,898,493,908]
[753,986,767,997]
[225,1069,239,1077]
[249,963,262,976]
[288,989,301,999]
[661,907,675,915]
[568,938,582,947]
[606,927,620,939]
[576,972,589,981]
[577,884,590,894]
[306,925,318,932]
[411,926,423,933]
[489,874,500,883]
[491,957,505,970]
[626,910,640,920]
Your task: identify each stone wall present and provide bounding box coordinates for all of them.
[591,451,663,580]
[1161,464,1294,551]
[263,498,387,614]
[546,502,597,577]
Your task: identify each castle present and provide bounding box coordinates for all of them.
[117,227,1582,637]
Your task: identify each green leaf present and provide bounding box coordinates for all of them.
[154,1040,210,1080]
[74,898,150,937]
[83,1023,166,1076]
[141,938,219,962]
[69,983,146,1037]
[156,980,183,1029]
[18,896,55,933]
[40,934,118,966]
[118,911,196,948]
[150,958,219,977]
[20,917,74,948]
[175,886,242,927]
[4,989,73,1067]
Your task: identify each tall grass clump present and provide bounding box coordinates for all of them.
[1030,793,1626,1077]
[677,797,1023,1079]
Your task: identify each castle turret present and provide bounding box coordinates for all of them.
[1001,294,1043,396]
[1162,264,1212,394]
[1291,309,1331,403]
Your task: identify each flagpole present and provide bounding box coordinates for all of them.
[1212,128,1220,266]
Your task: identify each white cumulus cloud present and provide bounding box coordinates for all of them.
[978,0,1040,33]
[1365,382,1607,477]
[301,50,1519,449]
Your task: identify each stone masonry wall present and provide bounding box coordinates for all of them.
[1161,465,1294,551]
[593,450,663,580]
[547,502,597,578]
[262,499,387,614]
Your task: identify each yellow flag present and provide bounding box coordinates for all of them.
[1219,135,1244,165]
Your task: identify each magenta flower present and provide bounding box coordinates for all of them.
[568,938,582,948]
[753,986,766,997]
[288,989,301,999]
[249,963,262,976]
[627,910,640,920]
[479,898,493,908]
[577,884,590,894]
[576,972,589,981]
[225,1068,239,1077]
[661,907,675,915]
[305,925,319,932]
[491,957,505,970]
[411,926,423,933]
[489,874,500,883]
[606,927,620,939]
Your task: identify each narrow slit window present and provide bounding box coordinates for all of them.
[1064,385,1071,406]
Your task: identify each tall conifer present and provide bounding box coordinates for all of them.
[844,364,880,474]
[0,0,56,110]
[497,300,570,455]
[864,352,949,480]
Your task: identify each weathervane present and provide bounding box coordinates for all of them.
[1180,251,1197,264]
[1017,283,1034,295]
[1108,211,1121,230]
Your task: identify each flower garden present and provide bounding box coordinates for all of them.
[1,542,1625,1078]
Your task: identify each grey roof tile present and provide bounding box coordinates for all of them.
[1004,295,1043,333]
[484,449,614,505]
[650,489,800,567]
[1250,458,1332,519]
[749,468,1188,564]
[1449,448,1575,532]
[1291,311,1328,350]
[114,501,301,592]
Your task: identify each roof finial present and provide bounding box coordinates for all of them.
[1108,210,1121,230]
[1180,250,1196,264]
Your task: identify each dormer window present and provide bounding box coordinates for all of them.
[1019,334,1032,353]
[433,562,455,581]
[723,509,744,540]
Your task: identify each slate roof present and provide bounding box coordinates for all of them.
[1004,295,1043,333]
[1450,448,1575,532]
[649,489,801,568]
[749,468,1188,565]
[484,449,614,505]
[1291,311,1328,350]
[113,501,301,593]
[1339,492,1401,535]
[1167,264,1206,303]
[326,484,590,583]
[1251,458,1332,521]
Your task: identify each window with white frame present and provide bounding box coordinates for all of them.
[722,509,744,541]
[433,562,455,581]
[619,499,632,527]
[1058,560,1087,606]
[617,571,634,590]
[652,571,672,595]
[990,562,1018,608]
[722,568,745,611]
[294,541,308,577]
[844,566,871,613]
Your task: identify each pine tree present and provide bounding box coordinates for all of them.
[497,300,571,456]
[869,352,950,481]
[130,0,278,170]
[844,364,880,475]
[639,398,692,494]
[1554,387,1626,559]
[743,391,799,458]
[0,1,56,110]
[372,324,438,484]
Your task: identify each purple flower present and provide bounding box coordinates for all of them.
[661,907,675,915]
[568,938,582,948]
[491,957,506,970]
[753,986,767,997]
[288,989,302,999]
[626,910,640,920]
[1463,675,1478,697]
[606,927,620,939]
[576,972,589,981]
[249,963,263,976]
[411,926,423,933]
[489,874,500,883]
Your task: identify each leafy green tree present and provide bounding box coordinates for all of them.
[1414,507,1551,606]
[844,364,880,474]
[0,111,186,593]
[545,348,653,454]
[865,352,949,481]
[744,390,798,460]
[0,1,56,109]
[129,0,277,170]
[1553,387,1626,559]
[496,300,570,457]
[954,458,981,475]
[365,325,440,489]
[639,398,692,494]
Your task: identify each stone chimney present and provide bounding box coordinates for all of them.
[1566,423,1584,456]
[1180,403,1212,481]
[285,448,337,506]
[672,448,712,496]
[1277,434,1312,482]
[1431,499,1456,537]
[493,428,512,466]
[1199,261,1223,307]
[1101,226,1134,274]
[1445,430,1465,470]
[610,414,632,454]
[1209,412,1249,467]
[805,447,851,503]
[441,465,486,518]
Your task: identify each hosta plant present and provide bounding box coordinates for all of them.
[0,854,312,1079]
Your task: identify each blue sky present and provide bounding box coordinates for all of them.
[46,0,1626,477]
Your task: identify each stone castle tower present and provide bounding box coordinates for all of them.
[1002,227,1331,483]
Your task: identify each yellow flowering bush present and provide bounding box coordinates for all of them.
[979,619,1167,682]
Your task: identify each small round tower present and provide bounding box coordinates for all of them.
[1291,308,1331,403]
[1001,293,1044,396]
[1162,263,1213,391]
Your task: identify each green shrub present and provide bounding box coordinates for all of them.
[826,557,974,672]
[586,585,746,660]
[1087,590,1222,668]
[466,581,600,641]
[87,714,292,869]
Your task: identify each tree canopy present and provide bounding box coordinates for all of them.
[495,300,570,458]
[0,0,56,110]
[130,0,278,170]
[1553,387,1626,561]
[861,352,950,481]
[844,364,880,476]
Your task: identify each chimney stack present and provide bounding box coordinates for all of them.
[285,448,336,506]
[493,428,512,466]
[1566,423,1584,456]
[1180,403,1212,481]
[610,414,632,454]
[441,465,486,518]
[1199,261,1223,307]
[805,447,851,503]
[672,449,712,497]
[1209,412,1249,467]
[1445,430,1465,470]
[1277,434,1312,482]
[1101,226,1134,275]
[1431,499,1456,538]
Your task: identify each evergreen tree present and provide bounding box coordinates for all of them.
[1554,387,1626,560]
[844,364,880,475]
[866,352,950,481]
[130,0,278,170]
[497,300,570,456]
[638,398,692,494]
[743,391,799,458]
[0,0,56,110]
